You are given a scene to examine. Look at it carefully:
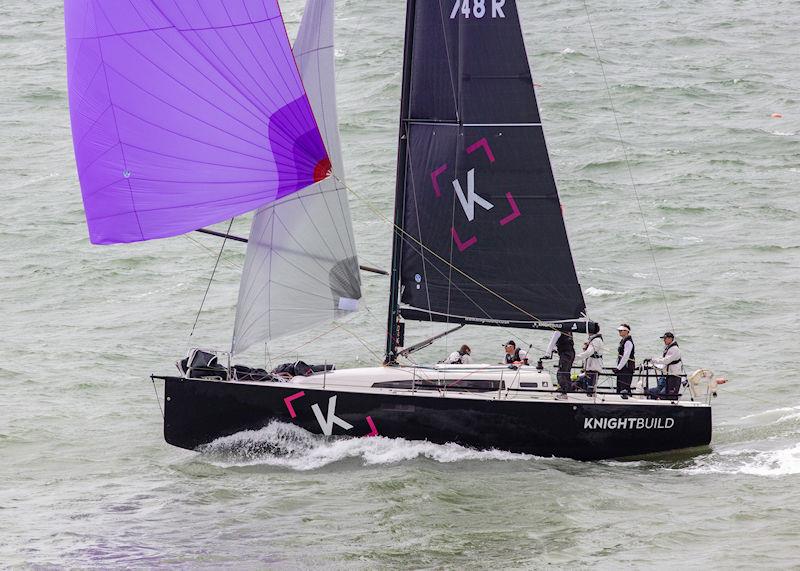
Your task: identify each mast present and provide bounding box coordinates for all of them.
[385,0,417,363]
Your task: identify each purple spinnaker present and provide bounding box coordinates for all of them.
[65,0,329,244]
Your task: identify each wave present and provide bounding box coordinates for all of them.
[584,287,625,297]
[741,405,800,425]
[682,444,800,477]
[197,421,532,470]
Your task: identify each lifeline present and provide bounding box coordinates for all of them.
[584,417,675,430]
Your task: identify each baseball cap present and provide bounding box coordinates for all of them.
[617,324,631,332]
[660,332,674,339]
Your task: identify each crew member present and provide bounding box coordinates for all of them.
[648,332,682,399]
[503,340,528,365]
[613,324,635,398]
[445,344,473,365]
[574,326,604,395]
[546,330,576,394]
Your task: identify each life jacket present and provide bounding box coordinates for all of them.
[587,333,603,359]
[555,333,575,356]
[505,348,526,364]
[618,336,635,370]
[445,350,465,364]
[662,341,682,368]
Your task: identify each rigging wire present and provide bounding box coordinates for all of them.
[189,218,235,338]
[180,9,594,362]
[184,234,243,272]
[360,3,548,356]
[151,376,165,419]
[581,0,675,332]
[265,320,383,365]
[406,145,541,355]
[334,322,384,362]
[332,172,581,342]
[266,323,341,363]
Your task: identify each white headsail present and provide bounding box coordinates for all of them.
[232,0,361,354]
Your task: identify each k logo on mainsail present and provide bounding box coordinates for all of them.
[430,137,522,252]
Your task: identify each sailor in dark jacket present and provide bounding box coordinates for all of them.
[613,324,635,398]
[546,330,576,394]
[503,340,528,365]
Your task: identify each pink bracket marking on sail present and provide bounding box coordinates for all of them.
[466,138,496,163]
[284,391,305,419]
[431,164,448,198]
[365,416,379,437]
[451,227,477,252]
[499,192,521,226]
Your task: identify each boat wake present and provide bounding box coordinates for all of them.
[680,443,800,477]
[669,404,800,477]
[196,421,532,471]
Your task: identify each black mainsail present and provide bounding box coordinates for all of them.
[386,0,590,358]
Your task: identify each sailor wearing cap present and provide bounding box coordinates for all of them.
[503,340,528,365]
[647,332,683,399]
[613,324,635,398]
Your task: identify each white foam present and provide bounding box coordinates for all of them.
[738,444,800,476]
[198,421,532,470]
[683,443,800,477]
[584,287,624,297]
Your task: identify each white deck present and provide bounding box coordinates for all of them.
[191,364,709,408]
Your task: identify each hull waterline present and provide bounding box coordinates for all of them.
[162,375,712,461]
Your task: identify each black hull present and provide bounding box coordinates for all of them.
[163,377,711,461]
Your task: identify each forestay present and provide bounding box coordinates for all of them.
[65,0,329,244]
[395,0,587,329]
[232,0,361,354]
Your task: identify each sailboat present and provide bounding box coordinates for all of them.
[65,0,716,460]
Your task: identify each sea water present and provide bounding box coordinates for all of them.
[1,0,799,567]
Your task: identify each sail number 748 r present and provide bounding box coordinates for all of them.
[450,0,506,19]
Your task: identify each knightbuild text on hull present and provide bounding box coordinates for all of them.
[158,366,712,461]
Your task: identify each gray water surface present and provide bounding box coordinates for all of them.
[2,0,799,567]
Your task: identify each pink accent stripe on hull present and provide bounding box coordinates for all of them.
[283,391,305,418]
[365,416,379,437]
